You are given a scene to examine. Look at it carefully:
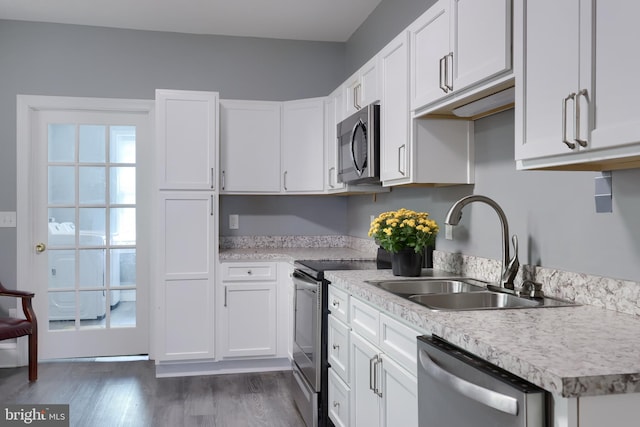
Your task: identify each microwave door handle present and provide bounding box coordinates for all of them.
[350,119,366,176]
[419,349,519,416]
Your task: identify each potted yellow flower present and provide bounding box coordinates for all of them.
[368,208,439,276]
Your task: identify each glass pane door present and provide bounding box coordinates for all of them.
[47,123,137,331]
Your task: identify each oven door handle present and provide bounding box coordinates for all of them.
[419,349,519,416]
[293,271,321,291]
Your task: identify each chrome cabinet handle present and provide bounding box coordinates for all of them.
[574,89,588,147]
[333,401,340,408]
[210,195,214,216]
[221,170,225,190]
[283,171,288,191]
[439,56,448,93]
[445,52,454,92]
[374,357,383,397]
[210,168,215,189]
[328,167,335,188]
[224,285,228,307]
[332,299,340,308]
[562,93,577,149]
[419,349,518,415]
[397,144,406,175]
[332,344,340,350]
[369,355,378,392]
[354,83,362,110]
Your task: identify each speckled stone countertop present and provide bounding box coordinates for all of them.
[325,268,640,398]
[219,247,376,263]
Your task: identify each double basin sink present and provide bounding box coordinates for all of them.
[365,277,575,311]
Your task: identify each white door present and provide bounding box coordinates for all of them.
[18,97,152,359]
[380,355,418,427]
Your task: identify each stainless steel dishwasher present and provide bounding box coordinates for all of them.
[417,335,548,427]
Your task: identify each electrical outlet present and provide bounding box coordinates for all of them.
[229,214,239,230]
[0,211,17,228]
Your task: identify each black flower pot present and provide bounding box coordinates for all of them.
[392,248,423,277]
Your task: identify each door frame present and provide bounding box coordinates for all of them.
[16,94,155,361]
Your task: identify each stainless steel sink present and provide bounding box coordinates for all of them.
[409,291,542,311]
[365,276,577,311]
[370,279,486,296]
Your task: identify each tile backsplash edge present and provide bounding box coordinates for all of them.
[434,250,640,317]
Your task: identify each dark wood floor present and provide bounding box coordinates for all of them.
[0,360,305,427]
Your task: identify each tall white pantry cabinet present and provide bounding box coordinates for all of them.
[154,89,219,361]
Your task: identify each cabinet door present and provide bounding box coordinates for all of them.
[219,100,281,193]
[157,192,216,360]
[281,98,325,193]
[325,88,346,192]
[380,355,418,427]
[409,0,451,110]
[345,58,379,117]
[379,31,411,185]
[515,0,581,162]
[221,282,277,358]
[350,332,381,427]
[156,90,218,190]
[452,0,512,92]
[590,2,640,152]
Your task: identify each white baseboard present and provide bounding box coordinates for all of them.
[155,357,291,378]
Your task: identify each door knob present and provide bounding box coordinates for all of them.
[35,243,46,253]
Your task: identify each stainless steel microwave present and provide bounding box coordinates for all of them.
[337,103,380,184]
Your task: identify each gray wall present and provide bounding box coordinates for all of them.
[347,110,640,282]
[0,19,345,286]
[220,196,348,236]
[345,0,436,75]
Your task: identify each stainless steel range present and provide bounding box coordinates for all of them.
[291,259,385,427]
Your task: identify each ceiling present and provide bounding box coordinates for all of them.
[0,0,384,42]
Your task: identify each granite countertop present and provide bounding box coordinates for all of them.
[325,269,640,399]
[219,247,376,263]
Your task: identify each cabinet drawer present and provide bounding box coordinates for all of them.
[221,262,277,281]
[379,313,421,377]
[328,368,350,427]
[328,285,349,323]
[349,297,380,345]
[328,314,350,383]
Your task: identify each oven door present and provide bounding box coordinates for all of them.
[292,269,322,392]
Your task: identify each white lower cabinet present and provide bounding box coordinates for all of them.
[218,262,279,358]
[156,191,216,361]
[327,285,420,427]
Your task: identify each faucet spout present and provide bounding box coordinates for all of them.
[445,195,519,289]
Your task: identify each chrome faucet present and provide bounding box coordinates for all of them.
[444,195,520,290]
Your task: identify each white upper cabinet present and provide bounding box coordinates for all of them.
[282,97,325,193]
[515,0,640,170]
[156,90,218,190]
[219,100,281,193]
[325,87,347,193]
[379,31,411,184]
[344,57,379,118]
[379,31,475,187]
[410,0,512,114]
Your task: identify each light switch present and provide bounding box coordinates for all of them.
[0,211,17,228]
[229,214,239,230]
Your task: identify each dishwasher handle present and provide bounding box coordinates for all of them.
[419,349,519,416]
